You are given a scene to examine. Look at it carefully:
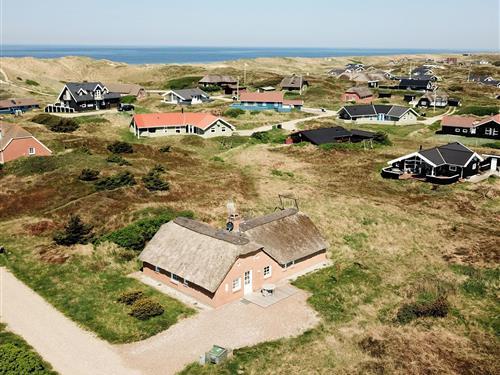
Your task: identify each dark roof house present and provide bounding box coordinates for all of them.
[280,75,309,92]
[288,126,376,145]
[398,78,434,91]
[382,142,484,184]
[338,104,419,124]
[162,88,211,105]
[199,75,237,87]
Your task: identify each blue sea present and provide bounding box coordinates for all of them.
[1,45,472,65]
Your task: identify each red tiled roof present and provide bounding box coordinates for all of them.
[239,91,284,103]
[133,112,222,129]
[441,115,476,128]
[283,99,304,106]
[441,114,500,128]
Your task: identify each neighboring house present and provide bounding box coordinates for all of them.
[338,71,388,87]
[162,88,211,105]
[438,115,500,140]
[231,92,303,112]
[0,123,52,163]
[130,112,235,138]
[411,66,433,76]
[398,78,434,91]
[199,75,237,88]
[258,86,276,92]
[415,91,448,108]
[139,208,328,308]
[45,82,121,113]
[327,68,346,77]
[280,75,309,93]
[338,104,419,124]
[445,57,458,65]
[469,75,500,88]
[345,63,365,72]
[287,126,375,145]
[104,83,146,99]
[381,142,484,184]
[448,98,462,107]
[341,87,374,103]
[0,98,39,114]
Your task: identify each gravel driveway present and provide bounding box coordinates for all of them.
[0,268,319,375]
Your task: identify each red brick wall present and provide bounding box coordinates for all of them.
[1,138,51,163]
[143,249,327,308]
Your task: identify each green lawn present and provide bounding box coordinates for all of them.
[0,233,195,344]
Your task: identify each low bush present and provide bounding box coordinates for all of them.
[107,141,133,154]
[163,76,203,90]
[100,208,194,250]
[142,172,169,191]
[25,79,39,86]
[448,84,464,92]
[457,106,498,116]
[106,154,131,166]
[79,168,100,181]
[53,215,93,246]
[224,108,245,118]
[120,95,136,104]
[396,295,450,324]
[94,171,136,191]
[129,298,164,320]
[4,156,58,175]
[31,113,79,133]
[271,169,294,177]
[211,156,224,162]
[200,84,220,92]
[0,343,55,374]
[373,132,392,145]
[159,145,172,153]
[482,142,500,149]
[117,290,144,305]
[251,129,287,144]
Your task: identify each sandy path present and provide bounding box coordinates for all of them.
[0,268,319,375]
[0,268,140,375]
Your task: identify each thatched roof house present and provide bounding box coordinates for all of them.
[139,208,328,307]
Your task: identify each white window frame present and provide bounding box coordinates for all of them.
[183,278,189,287]
[285,260,295,269]
[154,265,160,273]
[449,165,457,172]
[454,128,460,133]
[28,147,36,155]
[263,265,272,279]
[171,273,180,284]
[232,277,241,292]
[462,129,467,133]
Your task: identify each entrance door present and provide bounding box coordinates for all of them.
[243,270,253,295]
[491,157,498,172]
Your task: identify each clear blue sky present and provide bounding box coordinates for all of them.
[2,0,499,50]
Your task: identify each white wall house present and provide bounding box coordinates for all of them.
[162,88,210,105]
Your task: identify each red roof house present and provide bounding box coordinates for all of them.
[0,123,52,163]
[130,112,235,138]
[439,114,499,139]
[341,87,374,103]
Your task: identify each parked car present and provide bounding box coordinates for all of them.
[118,103,135,112]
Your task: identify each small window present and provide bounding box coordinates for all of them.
[472,163,477,169]
[183,278,189,287]
[462,129,467,133]
[28,147,36,155]
[285,260,295,269]
[154,265,160,273]
[171,273,180,284]
[232,277,241,292]
[211,128,215,132]
[449,166,457,171]
[263,265,272,278]
[222,127,226,132]
[455,128,460,133]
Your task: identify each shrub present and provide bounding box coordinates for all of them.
[129,298,164,320]
[0,343,54,374]
[200,84,220,92]
[151,164,166,173]
[159,145,172,153]
[31,113,79,133]
[120,95,136,104]
[142,173,169,191]
[94,171,136,191]
[117,290,144,305]
[457,106,498,116]
[448,84,464,92]
[482,142,500,149]
[251,129,287,144]
[107,141,133,154]
[106,154,131,166]
[396,295,449,324]
[101,209,194,250]
[224,108,245,118]
[79,168,100,181]
[211,156,224,162]
[373,131,392,145]
[25,79,39,86]
[163,76,203,90]
[53,215,93,246]
[3,156,58,175]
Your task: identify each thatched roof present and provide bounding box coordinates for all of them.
[139,218,259,293]
[241,208,328,264]
[139,209,328,292]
